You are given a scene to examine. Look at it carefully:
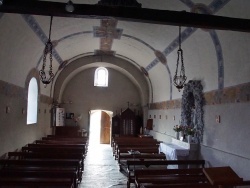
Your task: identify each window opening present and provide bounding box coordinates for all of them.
[94,67,108,87]
[27,77,38,124]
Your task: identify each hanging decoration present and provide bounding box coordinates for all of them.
[39,16,54,87]
[173,26,187,92]
[180,80,204,143]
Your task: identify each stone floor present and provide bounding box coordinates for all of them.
[79,143,133,188]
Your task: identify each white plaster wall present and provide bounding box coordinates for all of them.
[200,102,250,180]
[148,28,250,180]
[217,31,250,87]
[0,94,52,157]
[60,67,141,131]
[149,102,250,180]
[148,109,182,143]
[202,103,250,160]
[0,14,41,87]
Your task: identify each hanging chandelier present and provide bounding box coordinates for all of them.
[173,26,187,92]
[39,16,54,87]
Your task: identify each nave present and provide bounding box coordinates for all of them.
[80,143,131,188]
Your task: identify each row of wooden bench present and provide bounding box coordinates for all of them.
[133,166,250,188]
[126,159,206,188]
[112,136,164,166]
[111,136,250,188]
[0,135,89,188]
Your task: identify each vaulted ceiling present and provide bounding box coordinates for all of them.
[0,0,250,102]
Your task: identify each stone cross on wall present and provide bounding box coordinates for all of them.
[93,19,123,55]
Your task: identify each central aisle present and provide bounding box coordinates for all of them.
[80,143,130,188]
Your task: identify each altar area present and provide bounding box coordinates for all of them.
[159,138,199,168]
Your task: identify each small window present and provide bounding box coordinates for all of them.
[27,77,38,124]
[94,67,108,87]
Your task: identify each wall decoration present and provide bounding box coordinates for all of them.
[66,113,74,119]
[180,80,204,143]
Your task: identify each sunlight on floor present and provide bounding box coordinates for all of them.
[81,110,128,187]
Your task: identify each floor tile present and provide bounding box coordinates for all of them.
[80,144,133,188]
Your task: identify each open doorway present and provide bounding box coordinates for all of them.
[89,110,113,145]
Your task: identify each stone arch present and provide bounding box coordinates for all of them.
[180,80,204,143]
[53,55,152,107]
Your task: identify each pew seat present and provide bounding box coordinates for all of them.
[126,159,205,188]
[0,158,82,182]
[0,169,78,188]
[0,177,74,188]
[134,168,207,188]
[119,153,166,166]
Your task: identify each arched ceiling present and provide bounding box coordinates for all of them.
[0,0,250,102]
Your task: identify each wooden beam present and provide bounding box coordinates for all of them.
[0,0,250,32]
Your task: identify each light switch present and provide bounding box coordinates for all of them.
[6,106,10,113]
[216,115,220,123]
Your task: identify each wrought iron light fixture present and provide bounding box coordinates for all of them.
[39,16,54,87]
[173,26,187,92]
[65,0,75,12]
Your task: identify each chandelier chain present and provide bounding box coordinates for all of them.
[179,26,181,50]
[39,16,54,86]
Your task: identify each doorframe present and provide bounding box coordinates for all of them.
[89,109,113,144]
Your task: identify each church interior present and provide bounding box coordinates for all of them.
[0,0,250,187]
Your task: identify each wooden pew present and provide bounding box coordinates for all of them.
[139,183,218,188]
[134,168,208,188]
[35,139,87,144]
[203,166,250,188]
[112,137,158,150]
[113,138,160,155]
[45,135,89,144]
[35,139,88,153]
[0,134,88,188]
[117,148,162,164]
[8,151,85,171]
[0,158,82,183]
[22,146,85,154]
[21,145,84,173]
[0,177,74,188]
[8,151,84,160]
[126,159,205,188]
[42,136,88,142]
[118,153,166,170]
[113,139,161,159]
[134,167,250,188]
[117,146,159,161]
[28,143,87,154]
[112,136,155,145]
[0,169,77,188]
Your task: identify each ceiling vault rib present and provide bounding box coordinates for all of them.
[0,0,250,33]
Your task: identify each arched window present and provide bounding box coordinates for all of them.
[94,67,108,87]
[27,77,38,124]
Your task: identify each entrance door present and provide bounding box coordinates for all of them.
[100,111,111,144]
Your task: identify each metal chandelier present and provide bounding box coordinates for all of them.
[39,16,54,87]
[173,26,187,92]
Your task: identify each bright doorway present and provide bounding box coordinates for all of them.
[89,110,113,145]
